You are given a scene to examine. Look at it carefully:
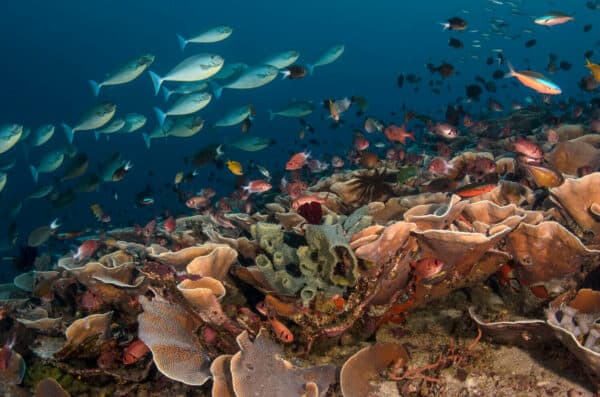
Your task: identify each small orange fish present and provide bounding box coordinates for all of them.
[327,99,340,121]
[267,317,294,343]
[331,294,345,313]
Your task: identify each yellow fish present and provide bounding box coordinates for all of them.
[90,204,104,220]
[174,171,183,185]
[586,58,600,83]
[226,160,243,176]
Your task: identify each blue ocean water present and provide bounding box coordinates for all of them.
[0,0,598,278]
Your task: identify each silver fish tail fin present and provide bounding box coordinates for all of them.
[148,71,163,95]
[176,34,187,51]
[89,80,101,97]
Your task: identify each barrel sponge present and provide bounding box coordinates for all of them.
[304,224,358,287]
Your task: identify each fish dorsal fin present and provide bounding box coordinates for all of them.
[519,70,547,79]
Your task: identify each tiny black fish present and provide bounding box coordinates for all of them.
[585,50,595,59]
[486,57,494,66]
[397,73,404,88]
[465,84,483,101]
[525,39,537,48]
[406,73,420,83]
[559,61,572,71]
[443,17,468,31]
[492,70,505,79]
[584,24,593,33]
[448,38,464,49]
[485,81,497,93]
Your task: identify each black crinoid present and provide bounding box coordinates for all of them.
[347,168,395,204]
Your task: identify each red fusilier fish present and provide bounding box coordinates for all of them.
[285,151,310,171]
[384,124,415,144]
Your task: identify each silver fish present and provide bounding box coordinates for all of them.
[177,25,233,50]
[0,172,6,193]
[212,62,248,81]
[95,118,126,140]
[213,104,254,127]
[230,135,274,152]
[213,65,278,98]
[0,157,16,172]
[161,81,209,102]
[149,54,224,95]
[29,124,55,147]
[164,115,204,138]
[89,54,155,96]
[30,149,65,182]
[261,50,300,69]
[154,91,212,126]
[61,102,116,143]
[269,101,314,119]
[0,124,23,154]
[27,184,54,200]
[121,113,147,133]
[308,44,345,74]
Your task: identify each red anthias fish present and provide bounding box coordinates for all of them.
[243,179,272,194]
[286,151,311,171]
[509,136,543,160]
[432,122,459,138]
[429,158,456,176]
[186,195,210,209]
[0,332,16,371]
[163,216,176,233]
[74,239,99,261]
[410,258,445,282]
[384,124,415,144]
[353,133,370,150]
